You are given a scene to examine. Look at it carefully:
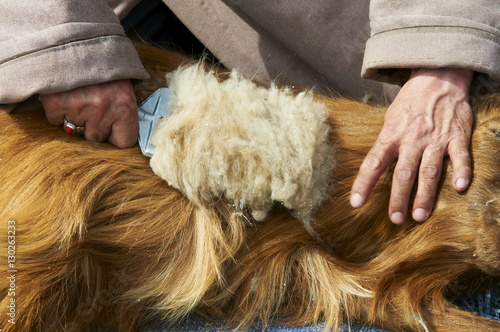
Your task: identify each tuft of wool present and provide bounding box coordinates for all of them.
[150,64,336,224]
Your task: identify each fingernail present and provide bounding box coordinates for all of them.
[413,208,428,222]
[350,193,364,208]
[456,178,468,190]
[390,211,405,224]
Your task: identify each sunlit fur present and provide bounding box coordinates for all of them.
[0,44,498,331]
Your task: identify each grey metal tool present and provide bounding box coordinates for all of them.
[137,88,172,157]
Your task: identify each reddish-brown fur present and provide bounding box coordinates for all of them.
[0,44,498,331]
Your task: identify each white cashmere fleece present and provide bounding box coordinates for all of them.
[150,64,336,224]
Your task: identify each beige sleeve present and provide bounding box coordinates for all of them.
[362,0,500,85]
[0,0,149,105]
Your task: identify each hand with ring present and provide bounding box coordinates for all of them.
[40,79,138,148]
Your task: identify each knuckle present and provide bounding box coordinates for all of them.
[66,100,86,114]
[92,96,107,110]
[394,165,414,182]
[419,165,440,181]
[121,89,137,104]
[361,153,383,172]
[98,118,114,132]
[451,148,470,160]
[116,102,137,116]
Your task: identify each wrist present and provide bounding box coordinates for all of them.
[410,68,474,88]
[410,68,474,91]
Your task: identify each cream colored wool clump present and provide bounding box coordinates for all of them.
[150,64,336,223]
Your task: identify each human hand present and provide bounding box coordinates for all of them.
[350,68,474,224]
[40,79,138,148]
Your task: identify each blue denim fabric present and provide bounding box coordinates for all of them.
[137,282,500,331]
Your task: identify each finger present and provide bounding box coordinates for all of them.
[107,105,139,148]
[388,148,421,224]
[412,145,444,222]
[351,140,395,208]
[39,94,67,125]
[83,121,109,143]
[79,88,122,143]
[448,137,472,192]
[70,92,109,143]
[83,108,110,143]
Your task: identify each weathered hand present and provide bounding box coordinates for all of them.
[350,68,474,224]
[40,79,138,148]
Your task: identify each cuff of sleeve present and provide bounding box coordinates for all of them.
[0,35,149,104]
[361,26,500,85]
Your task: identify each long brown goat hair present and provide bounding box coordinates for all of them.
[0,44,499,331]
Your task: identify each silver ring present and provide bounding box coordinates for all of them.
[63,119,85,136]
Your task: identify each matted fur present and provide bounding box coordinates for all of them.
[151,64,335,223]
[0,44,498,332]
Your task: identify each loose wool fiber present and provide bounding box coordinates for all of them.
[150,64,336,223]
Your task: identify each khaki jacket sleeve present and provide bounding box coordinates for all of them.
[362,0,500,85]
[0,0,149,105]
